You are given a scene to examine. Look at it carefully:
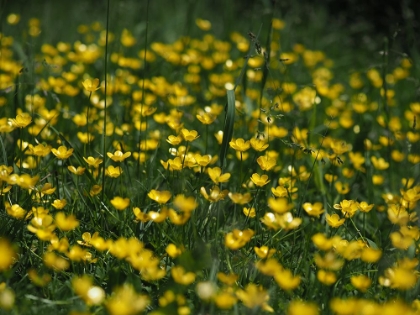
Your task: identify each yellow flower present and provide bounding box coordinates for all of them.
[83,156,103,168]
[236,283,273,312]
[254,246,276,259]
[250,138,269,151]
[371,156,389,170]
[207,167,231,184]
[326,213,345,228]
[250,173,270,187]
[166,135,183,145]
[257,156,276,171]
[110,196,130,211]
[360,247,382,263]
[41,183,56,195]
[5,203,27,220]
[0,239,17,271]
[274,268,301,290]
[358,201,374,213]
[105,165,123,178]
[268,197,292,214]
[214,290,237,309]
[68,165,86,175]
[350,274,371,292]
[225,229,254,250]
[107,150,131,162]
[180,128,199,142]
[55,212,79,231]
[165,243,183,258]
[243,207,256,218]
[317,270,337,286]
[147,189,172,204]
[196,113,216,125]
[217,272,238,286]
[43,252,69,271]
[229,138,250,152]
[173,194,197,212]
[51,199,67,209]
[51,146,74,160]
[302,202,324,217]
[105,284,149,315]
[171,266,196,285]
[72,275,105,305]
[228,192,252,205]
[82,78,100,92]
[288,300,319,315]
[8,113,32,128]
[28,269,51,287]
[195,18,212,31]
[200,186,229,203]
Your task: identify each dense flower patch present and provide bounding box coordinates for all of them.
[0,11,419,315]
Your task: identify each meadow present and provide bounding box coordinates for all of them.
[0,1,419,314]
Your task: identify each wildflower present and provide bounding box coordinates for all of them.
[200,186,229,202]
[317,270,337,286]
[334,181,350,195]
[371,156,389,170]
[171,266,196,285]
[51,199,67,209]
[166,135,182,145]
[214,290,237,309]
[271,185,288,198]
[0,239,17,271]
[196,281,216,301]
[268,197,292,214]
[8,113,32,128]
[180,128,199,142]
[314,252,344,271]
[250,138,269,151]
[196,113,216,125]
[225,229,254,250]
[257,156,276,171]
[358,201,374,213]
[173,194,197,212]
[43,252,69,271]
[27,214,56,240]
[350,274,371,292]
[236,283,273,312]
[105,165,123,178]
[360,247,382,263]
[288,300,319,315]
[250,173,270,187]
[5,203,27,220]
[274,268,301,290]
[0,284,15,310]
[195,18,212,31]
[229,138,250,152]
[168,209,191,225]
[82,78,100,92]
[41,183,56,195]
[228,192,252,204]
[254,246,276,259]
[107,150,131,162]
[90,185,102,196]
[217,272,238,286]
[105,284,149,315]
[68,165,86,175]
[380,267,418,290]
[110,196,130,211]
[333,200,358,218]
[243,207,256,218]
[72,275,105,305]
[166,243,183,258]
[55,212,79,231]
[302,202,325,217]
[207,167,231,184]
[51,146,74,159]
[326,213,345,228]
[28,269,51,287]
[147,189,172,204]
[83,156,103,168]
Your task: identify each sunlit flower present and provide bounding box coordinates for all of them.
[228,192,252,204]
[51,146,74,160]
[254,246,276,259]
[83,156,103,168]
[105,165,123,178]
[180,128,199,141]
[326,213,345,228]
[200,186,229,202]
[68,165,86,175]
[229,138,250,152]
[173,194,197,212]
[288,300,319,315]
[82,78,100,92]
[8,113,32,128]
[225,229,254,250]
[250,173,270,187]
[257,156,276,171]
[302,202,324,217]
[55,212,79,231]
[107,150,131,162]
[171,266,196,285]
[350,274,371,292]
[147,189,172,204]
[207,167,231,184]
[110,196,130,211]
[0,239,17,271]
[236,283,273,312]
[317,270,337,286]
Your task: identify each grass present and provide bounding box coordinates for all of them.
[0,1,419,315]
